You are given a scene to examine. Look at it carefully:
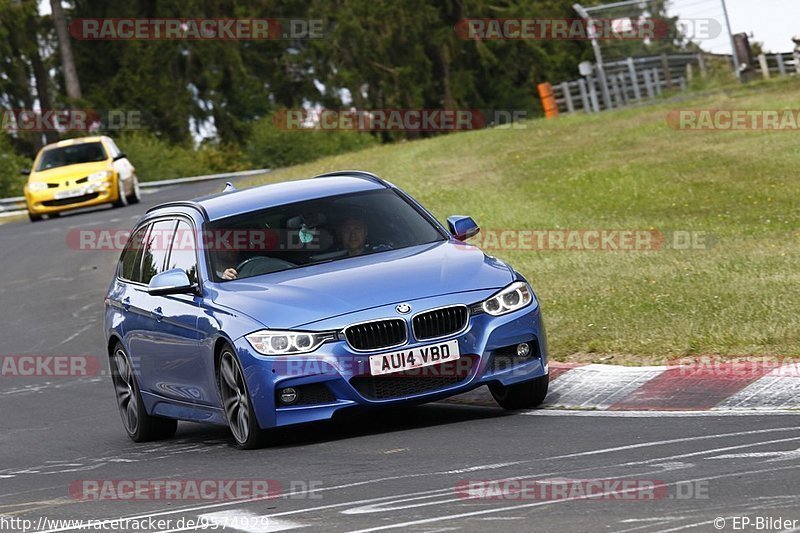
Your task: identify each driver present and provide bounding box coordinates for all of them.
[337,217,368,257]
[216,248,239,280]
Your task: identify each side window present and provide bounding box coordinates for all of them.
[140,220,175,285]
[166,221,199,285]
[119,225,149,282]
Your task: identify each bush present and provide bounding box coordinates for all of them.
[244,113,378,170]
[116,132,249,182]
[0,135,31,198]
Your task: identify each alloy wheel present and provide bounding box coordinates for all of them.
[220,351,251,444]
[112,349,138,434]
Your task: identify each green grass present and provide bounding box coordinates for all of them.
[241,77,800,363]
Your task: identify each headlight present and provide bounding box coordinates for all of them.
[28,182,47,192]
[88,170,113,183]
[245,330,337,356]
[480,281,536,316]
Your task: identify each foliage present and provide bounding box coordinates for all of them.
[0,134,31,197]
[244,113,378,169]
[116,131,249,181]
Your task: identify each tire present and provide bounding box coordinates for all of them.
[127,177,141,204]
[219,347,268,449]
[490,374,549,410]
[28,211,42,222]
[110,342,177,442]
[112,177,128,208]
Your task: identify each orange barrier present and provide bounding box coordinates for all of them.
[537,82,559,119]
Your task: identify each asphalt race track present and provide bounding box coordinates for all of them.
[1,180,799,533]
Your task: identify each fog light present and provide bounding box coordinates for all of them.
[279,387,298,405]
[516,343,531,358]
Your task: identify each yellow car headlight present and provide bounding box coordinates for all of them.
[28,182,48,192]
[88,170,113,183]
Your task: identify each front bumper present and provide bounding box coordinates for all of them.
[234,302,548,430]
[26,180,119,214]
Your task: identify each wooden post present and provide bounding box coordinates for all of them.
[561,82,575,113]
[678,76,687,91]
[776,53,787,76]
[609,75,622,107]
[617,73,629,105]
[661,53,673,88]
[686,63,694,83]
[627,57,641,101]
[758,54,770,79]
[697,54,707,78]
[643,69,654,99]
[577,78,590,112]
[795,50,800,74]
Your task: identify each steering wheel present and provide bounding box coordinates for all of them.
[369,239,396,252]
[235,256,295,278]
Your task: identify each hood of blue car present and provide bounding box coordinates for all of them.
[209,240,515,329]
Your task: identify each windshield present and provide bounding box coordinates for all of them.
[36,142,108,171]
[205,189,446,281]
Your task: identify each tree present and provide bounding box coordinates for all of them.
[50,0,82,101]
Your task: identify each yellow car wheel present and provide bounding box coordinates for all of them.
[112,177,128,208]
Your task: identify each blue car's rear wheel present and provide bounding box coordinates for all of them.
[490,374,549,410]
[219,348,267,449]
[110,343,177,442]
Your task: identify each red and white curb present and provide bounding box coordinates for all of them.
[448,362,800,412]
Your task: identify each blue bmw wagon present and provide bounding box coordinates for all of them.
[104,171,548,448]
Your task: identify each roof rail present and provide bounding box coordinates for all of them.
[146,200,209,220]
[312,170,391,188]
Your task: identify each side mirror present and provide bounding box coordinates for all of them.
[447,215,480,241]
[148,268,196,296]
[20,169,30,175]
[113,152,127,161]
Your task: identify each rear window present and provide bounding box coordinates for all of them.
[140,220,177,285]
[119,225,149,282]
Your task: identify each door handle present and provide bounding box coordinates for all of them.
[122,297,131,311]
[153,306,164,322]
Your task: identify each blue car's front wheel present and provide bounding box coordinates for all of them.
[489,374,549,410]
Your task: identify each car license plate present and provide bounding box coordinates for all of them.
[369,339,460,376]
[55,188,86,200]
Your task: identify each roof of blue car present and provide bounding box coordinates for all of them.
[151,173,390,222]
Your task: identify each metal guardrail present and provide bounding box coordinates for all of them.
[550,53,701,114]
[0,168,271,216]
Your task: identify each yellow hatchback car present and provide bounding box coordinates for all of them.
[23,136,140,222]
